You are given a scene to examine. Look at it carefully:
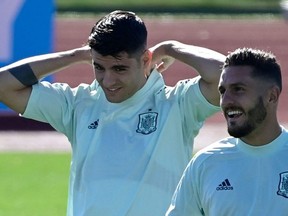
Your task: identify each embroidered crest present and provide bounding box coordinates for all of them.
[136,112,158,135]
[277,171,288,198]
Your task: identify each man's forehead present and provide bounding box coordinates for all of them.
[220,66,254,85]
[222,66,253,77]
[91,49,130,59]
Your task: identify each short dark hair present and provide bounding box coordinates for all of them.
[87,10,147,57]
[223,48,282,92]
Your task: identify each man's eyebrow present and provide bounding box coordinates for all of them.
[111,65,129,69]
[93,61,104,68]
[229,82,247,87]
[218,82,247,90]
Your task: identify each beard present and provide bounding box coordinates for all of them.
[227,97,267,138]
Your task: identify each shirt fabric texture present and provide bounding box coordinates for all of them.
[167,127,288,216]
[23,70,219,216]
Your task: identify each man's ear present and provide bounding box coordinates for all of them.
[142,49,152,66]
[268,85,281,104]
[142,50,153,77]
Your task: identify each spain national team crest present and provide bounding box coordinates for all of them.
[277,171,288,198]
[136,112,158,135]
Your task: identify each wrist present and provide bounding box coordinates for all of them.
[70,46,91,63]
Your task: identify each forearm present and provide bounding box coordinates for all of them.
[0,46,91,88]
[156,40,225,83]
[151,40,225,106]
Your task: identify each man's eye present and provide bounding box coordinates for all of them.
[114,67,126,72]
[234,87,244,92]
[93,64,104,71]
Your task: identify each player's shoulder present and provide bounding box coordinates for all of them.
[282,126,288,137]
[197,137,237,154]
[166,76,200,91]
[279,126,288,148]
[192,137,237,165]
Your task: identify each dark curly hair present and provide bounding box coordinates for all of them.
[223,48,282,92]
[87,10,147,58]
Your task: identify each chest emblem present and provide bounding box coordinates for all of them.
[136,112,158,135]
[88,119,99,129]
[277,171,288,199]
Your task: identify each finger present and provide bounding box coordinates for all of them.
[156,62,166,72]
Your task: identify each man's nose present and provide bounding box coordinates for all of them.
[220,91,234,107]
[102,71,116,88]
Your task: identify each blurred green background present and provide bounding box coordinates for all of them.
[56,0,282,14]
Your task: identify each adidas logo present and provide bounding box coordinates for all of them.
[88,119,99,129]
[216,179,233,191]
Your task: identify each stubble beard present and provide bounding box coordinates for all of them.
[227,97,267,138]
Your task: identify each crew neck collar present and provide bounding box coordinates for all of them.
[236,126,287,156]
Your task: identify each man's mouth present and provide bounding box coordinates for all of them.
[106,87,121,93]
[226,110,243,119]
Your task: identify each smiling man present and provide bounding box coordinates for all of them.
[166,48,288,216]
[91,51,148,103]
[0,10,225,216]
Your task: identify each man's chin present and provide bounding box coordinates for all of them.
[106,96,124,103]
[227,126,252,138]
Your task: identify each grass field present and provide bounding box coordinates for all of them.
[0,153,70,216]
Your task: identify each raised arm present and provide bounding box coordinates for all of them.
[150,40,225,106]
[0,46,91,114]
